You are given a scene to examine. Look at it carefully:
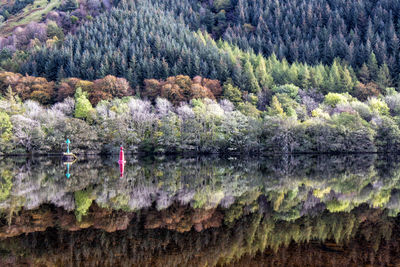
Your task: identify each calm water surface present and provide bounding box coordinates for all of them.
[0,154,400,266]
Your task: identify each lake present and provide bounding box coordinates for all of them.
[0,154,400,266]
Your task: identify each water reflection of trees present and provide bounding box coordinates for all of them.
[0,205,399,266]
[1,153,400,266]
[3,155,400,219]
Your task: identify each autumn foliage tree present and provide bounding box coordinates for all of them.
[193,76,223,98]
[143,75,221,105]
[91,75,131,105]
[56,78,83,101]
[56,76,132,105]
[0,72,54,104]
[352,82,380,101]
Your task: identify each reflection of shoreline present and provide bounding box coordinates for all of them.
[2,154,400,219]
[0,202,224,239]
[1,153,399,265]
[0,204,398,267]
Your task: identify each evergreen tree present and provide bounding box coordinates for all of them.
[255,56,273,89]
[358,64,370,84]
[367,53,379,82]
[377,64,392,90]
[232,63,243,87]
[329,61,341,92]
[340,67,354,93]
[243,59,260,93]
[223,80,242,105]
[310,65,325,89]
[20,0,400,100]
[298,66,311,90]
[0,111,12,143]
[267,95,285,117]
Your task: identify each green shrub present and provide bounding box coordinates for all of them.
[324,92,352,107]
[272,84,299,98]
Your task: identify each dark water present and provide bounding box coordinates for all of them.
[1,154,400,266]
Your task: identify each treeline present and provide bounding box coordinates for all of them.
[2,85,400,154]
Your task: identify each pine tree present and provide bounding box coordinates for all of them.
[5,85,21,114]
[310,65,325,91]
[20,0,400,89]
[223,80,242,105]
[57,66,66,81]
[340,67,353,93]
[358,63,370,84]
[298,65,311,90]
[268,95,285,117]
[243,59,261,93]
[287,64,299,87]
[232,63,243,88]
[329,60,341,92]
[377,63,392,90]
[367,52,379,82]
[255,56,274,89]
[389,32,399,55]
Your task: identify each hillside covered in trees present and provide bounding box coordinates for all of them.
[1,0,400,154]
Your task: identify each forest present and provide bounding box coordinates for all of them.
[1,0,400,154]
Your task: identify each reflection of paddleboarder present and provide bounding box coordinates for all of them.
[118,145,126,177]
[65,162,71,178]
[63,139,77,178]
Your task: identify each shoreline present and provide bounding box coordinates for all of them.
[0,151,397,157]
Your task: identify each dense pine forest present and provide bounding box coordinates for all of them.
[20,0,400,91]
[1,0,400,154]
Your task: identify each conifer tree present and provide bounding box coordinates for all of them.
[298,66,311,90]
[340,67,353,93]
[268,95,285,117]
[358,64,370,84]
[0,111,12,142]
[329,61,341,92]
[367,53,379,82]
[223,80,242,105]
[255,56,273,89]
[243,59,261,93]
[377,63,392,90]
